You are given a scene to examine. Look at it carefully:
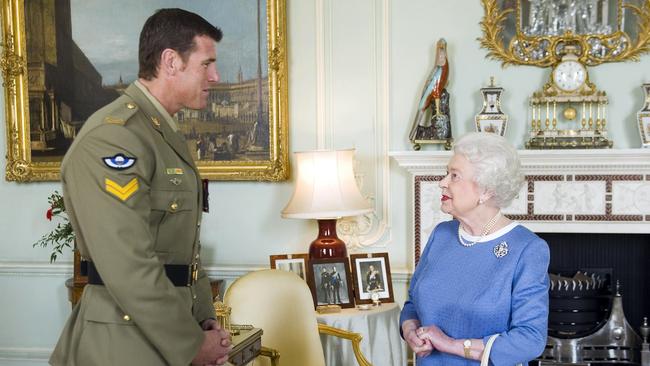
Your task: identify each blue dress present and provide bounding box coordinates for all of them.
[400,220,549,365]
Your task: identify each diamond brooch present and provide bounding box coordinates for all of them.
[493,241,509,258]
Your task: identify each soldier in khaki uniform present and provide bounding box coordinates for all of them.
[50,9,231,366]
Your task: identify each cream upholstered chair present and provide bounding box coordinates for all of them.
[224,269,372,366]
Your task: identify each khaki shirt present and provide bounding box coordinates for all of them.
[50,83,214,366]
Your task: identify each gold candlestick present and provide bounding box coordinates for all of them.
[602,100,607,130]
[531,101,536,131]
[596,100,602,130]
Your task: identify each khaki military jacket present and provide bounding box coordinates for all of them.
[50,83,215,366]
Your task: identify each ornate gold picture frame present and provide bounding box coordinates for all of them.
[1,0,288,182]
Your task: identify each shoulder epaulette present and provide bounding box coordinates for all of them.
[103,101,139,126]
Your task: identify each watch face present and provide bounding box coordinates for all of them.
[553,60,586,92]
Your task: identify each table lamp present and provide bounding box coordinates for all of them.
[282,149,373,259]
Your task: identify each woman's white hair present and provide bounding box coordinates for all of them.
[452,132,524,208]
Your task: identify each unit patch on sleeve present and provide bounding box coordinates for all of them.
[105,178,139,201]
[103,154,137,170]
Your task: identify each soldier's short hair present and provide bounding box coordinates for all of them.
[138,8,223,80]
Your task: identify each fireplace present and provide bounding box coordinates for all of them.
[535,233,649,365]
[541,233,650,333]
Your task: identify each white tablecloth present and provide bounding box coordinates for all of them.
[316,302,407,366]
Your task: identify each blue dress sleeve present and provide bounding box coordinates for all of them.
[399,223,441,334]
[484,237,550,365]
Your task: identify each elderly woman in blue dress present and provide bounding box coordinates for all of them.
[400,132,549,365]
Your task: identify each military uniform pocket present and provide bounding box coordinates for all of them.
[149,190,197,255]
[83,287,134,325]
[80,288,166,365]
[150,189,195,213]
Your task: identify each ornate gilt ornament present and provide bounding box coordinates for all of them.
[0,34,26,96]
[1,0,289,182]
[479,0,650,67]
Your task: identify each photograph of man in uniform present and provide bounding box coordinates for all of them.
[360,260,384,295]
[365,264,383,292]
[320,267,332,304]
[313,263,350,305]
[49,9,232,366]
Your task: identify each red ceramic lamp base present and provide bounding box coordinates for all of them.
[309,219,348,259]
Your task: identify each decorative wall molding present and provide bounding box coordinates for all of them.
[391,149,650,264]
[314,0,392,249]
[0,261,71,277]
[0,261,412,283]
[0,347,51,363]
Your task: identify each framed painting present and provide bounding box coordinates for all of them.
[350,252,394,305]
[1,0,288,182]
[269,253,309,281]
[307,258,355,309]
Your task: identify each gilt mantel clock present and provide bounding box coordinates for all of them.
[527,45,612,149]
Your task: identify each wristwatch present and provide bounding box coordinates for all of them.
[463,339,472,358]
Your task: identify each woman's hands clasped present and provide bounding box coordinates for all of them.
[402,320,454,358]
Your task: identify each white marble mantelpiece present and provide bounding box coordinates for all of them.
[390,149,650,263]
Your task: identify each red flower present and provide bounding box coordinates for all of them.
[46,207,53,221]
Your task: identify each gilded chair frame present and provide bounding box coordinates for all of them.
[479,0,650,67]
[318,323,372,366]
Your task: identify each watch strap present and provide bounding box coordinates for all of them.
[463,339,472,358]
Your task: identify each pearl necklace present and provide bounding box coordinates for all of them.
[458,211,501,247]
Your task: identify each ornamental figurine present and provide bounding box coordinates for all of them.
[409,38,452,150]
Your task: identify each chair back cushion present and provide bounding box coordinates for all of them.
[225,269,326,366]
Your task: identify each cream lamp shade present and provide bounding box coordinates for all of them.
[282,149,372,259]
[282,149,372,219]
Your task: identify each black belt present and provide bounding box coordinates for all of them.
[83,261,198,287]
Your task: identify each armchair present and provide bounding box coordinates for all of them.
[224,269,372,366]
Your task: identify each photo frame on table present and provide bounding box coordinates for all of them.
[1,0,288,182]
[307,258,354,309]
[350,252,394,304]
[269,253,309,281]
